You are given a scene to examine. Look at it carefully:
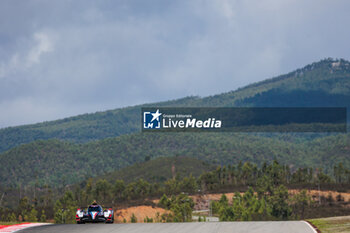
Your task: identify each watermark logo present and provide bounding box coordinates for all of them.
[141,107,346,132]
[143,109,162,129]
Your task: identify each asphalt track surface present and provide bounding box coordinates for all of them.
[18,221,316,233]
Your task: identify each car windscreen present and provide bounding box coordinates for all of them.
[88,206,102,212]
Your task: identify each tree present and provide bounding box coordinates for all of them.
[40,210,47,222]
[158,194,170,209]
[53,200,63,223]
[241,187,258,221]
[135,179,150,198]
[73,186,82,207]
[130,213,137,223]
[171,202,192,222]
[219,194,228,206]
[27,208,38,222]
[62,191,78,223]
[219,205,235,221]
[158,193,194,222]
[256,175,273,197]
[18,197,30,221]
[255,197,271,220]
[53,191,77,223]
[171,194,194,222]
[334,163,345,184]
[94,179,111,203]
[232,192,243,220]
[317,169,332,184]
[85,178,93,205]
[9,213,17,222]
[270,185,291,220]
[144,216,153,223]
[268,161,284,186]
[180,174,197,193]
[164,179,179,195]
[113,180,125,201]
[291,190,311,219]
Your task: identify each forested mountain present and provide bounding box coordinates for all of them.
[1,132,349,188]
[93,156,216,184]
[0,58,350,153]
[1,58,350,188]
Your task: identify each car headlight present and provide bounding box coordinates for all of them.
[76,211,84,218]
[104,211,110,218]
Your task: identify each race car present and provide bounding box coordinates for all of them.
[76,204,114,224]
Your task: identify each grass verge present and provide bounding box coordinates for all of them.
[309,216,350,233]
[0,221,21,225]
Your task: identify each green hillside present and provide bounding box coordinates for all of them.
[1,132,349,188]
[94,156,216,184]
[0,58,350,153]
[1,58,350,188]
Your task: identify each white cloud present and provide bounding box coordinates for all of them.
[0,32,54,79]
[26,32,54,66]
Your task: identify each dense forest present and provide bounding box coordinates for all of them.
[0,58,349,153]
[1,159,350,223]
[0,133,349,188]
[96,156,216,184]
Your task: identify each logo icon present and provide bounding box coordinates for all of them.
[143,109,162,129]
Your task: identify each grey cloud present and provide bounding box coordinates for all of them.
[0,0,350,127]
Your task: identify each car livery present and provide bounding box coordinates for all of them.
[76,204,114,224]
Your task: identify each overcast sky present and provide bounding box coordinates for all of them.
[1,0,350,128]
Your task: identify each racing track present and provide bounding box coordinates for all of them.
[18,221,316,233]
